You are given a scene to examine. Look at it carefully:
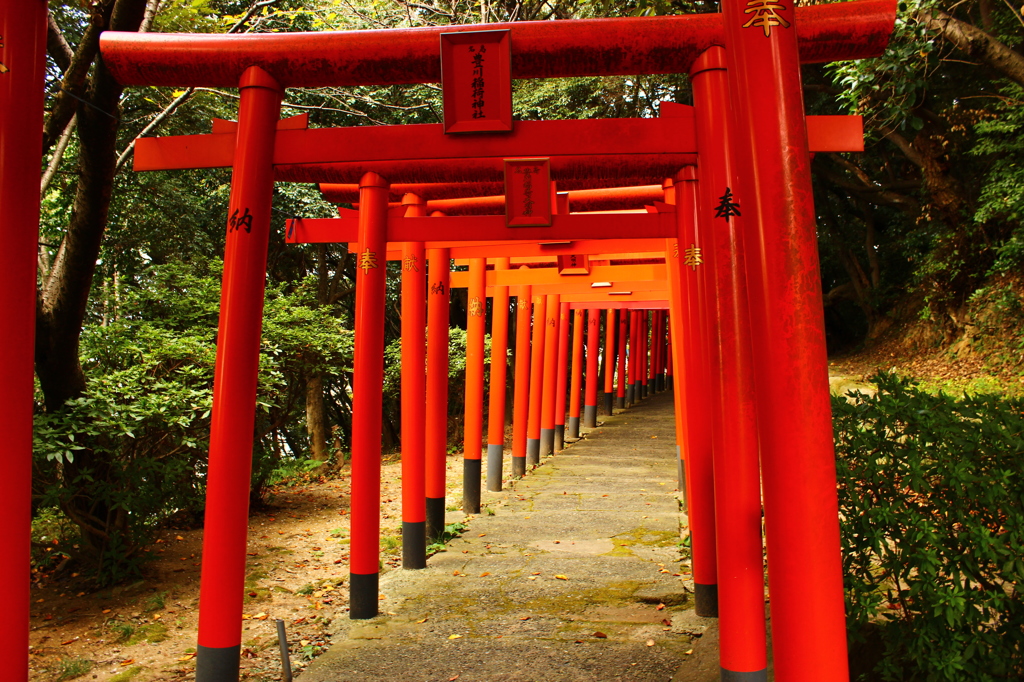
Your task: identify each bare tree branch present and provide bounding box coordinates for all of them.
[917,9,1024,89]
[46,12,74,71]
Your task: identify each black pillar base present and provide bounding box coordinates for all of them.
[617,396,625,409]
[677,446,687,512]
[526,438,540,467]
[402,520,426,569]
[625,386,634,407]
[426,497,445,543]
[539,428,554,456]
[567,416,580,440]
[583,405,597,429]
[602,391,614,416]
[196,644,240,682]
[463,459,481,513]
[634,381,643,400]
[554,424,565,452]
[642,383,649,398]
[721,668,768,681]
[486,443,503,492]
[694,582,719,618]
[512,455,526,478]
[350,572,379,619]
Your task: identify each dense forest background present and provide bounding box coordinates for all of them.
[32,0,1024,585]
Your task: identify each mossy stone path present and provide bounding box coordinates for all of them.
[300,392,715,682]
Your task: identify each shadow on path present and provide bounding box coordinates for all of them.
[300,392,719,682]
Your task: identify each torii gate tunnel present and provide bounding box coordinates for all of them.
[0,1,896,680]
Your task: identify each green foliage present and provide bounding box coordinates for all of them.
[834,373,1024,680]
[426,521,469,555]
[33,261,353,582]
[52,657,93,681]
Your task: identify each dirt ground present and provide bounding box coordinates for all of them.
[28,454,444,682]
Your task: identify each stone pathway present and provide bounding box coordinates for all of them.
[299,392,718,682]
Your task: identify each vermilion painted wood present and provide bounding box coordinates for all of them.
[673,169,717,617]
[399,198,427,567]
[512,281,533,474]
[663,237,690,494]
[539,294,560,455]
[100,0,894,87]
[639,310,648,397]
[723,6,851,679]
[285,212,677,245]
[554,301,571,450]
[583,309,600,428]
[569,300,668,310]
[348,172,391,620]
[486,258,511,490]
[603,309,616,408]
[195,69,281,669]
[616,311,628,403]
[387,238,668,261]
[133,114,860,175]
[568,309,585,435]
[425,248,451,537]
[526,295,547,463]
[134,116,695,172]
[0,3,47,678]
[450,263,664,288]
[463,257,487,512]
[691,48,767,675]
[482,279,668,296]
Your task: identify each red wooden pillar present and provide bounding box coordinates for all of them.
[195,67,281,681]
[553,301,571,451]
[723,7,850,678]
[674,167,719,618]
[347,171,391,621]
[539,294,559,456]
[526,295,546,465]
[654,310,667,391]
[602,309,616,415]
[640,311,649,398]
[463,257,487,513]
[0,4,47,679]
[512,281,533,476]
[425,247,451,542]
[664,239,689,499]
[692,47,767,678]
[582,308,600,428]
[400,195,427,569]
[486,257,511,491]
[626,310,638,407]
[567,309,585,439]
[616,309,627,409]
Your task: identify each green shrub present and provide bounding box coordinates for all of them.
[834,372,1024,680]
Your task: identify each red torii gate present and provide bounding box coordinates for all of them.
[0,2,898,680]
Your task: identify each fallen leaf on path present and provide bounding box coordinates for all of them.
[656,603,665,611]
[449,675,460,680]
[478,534,486,537]
[662,619,672,627]
[448,634,462,640]
[300,640,311,646]
[60,638,78,646]
[593,632,607,639]
[416,618,428,624]
[528,576,537,580]
[554,574,569,581]
[531,571,541,575]
[646,639,656,647]
[120,659,135,666]
[479,572,491,577]
[177,653,196,661]
[684,649,693,655]
[519,616,530,621]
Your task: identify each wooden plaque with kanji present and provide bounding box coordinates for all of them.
[440,29,513,134]
[504,157,552,227]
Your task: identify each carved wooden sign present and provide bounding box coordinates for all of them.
[504,157,551,227]
[440,29,512,134]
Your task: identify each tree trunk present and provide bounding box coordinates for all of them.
[305,373,330,461]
